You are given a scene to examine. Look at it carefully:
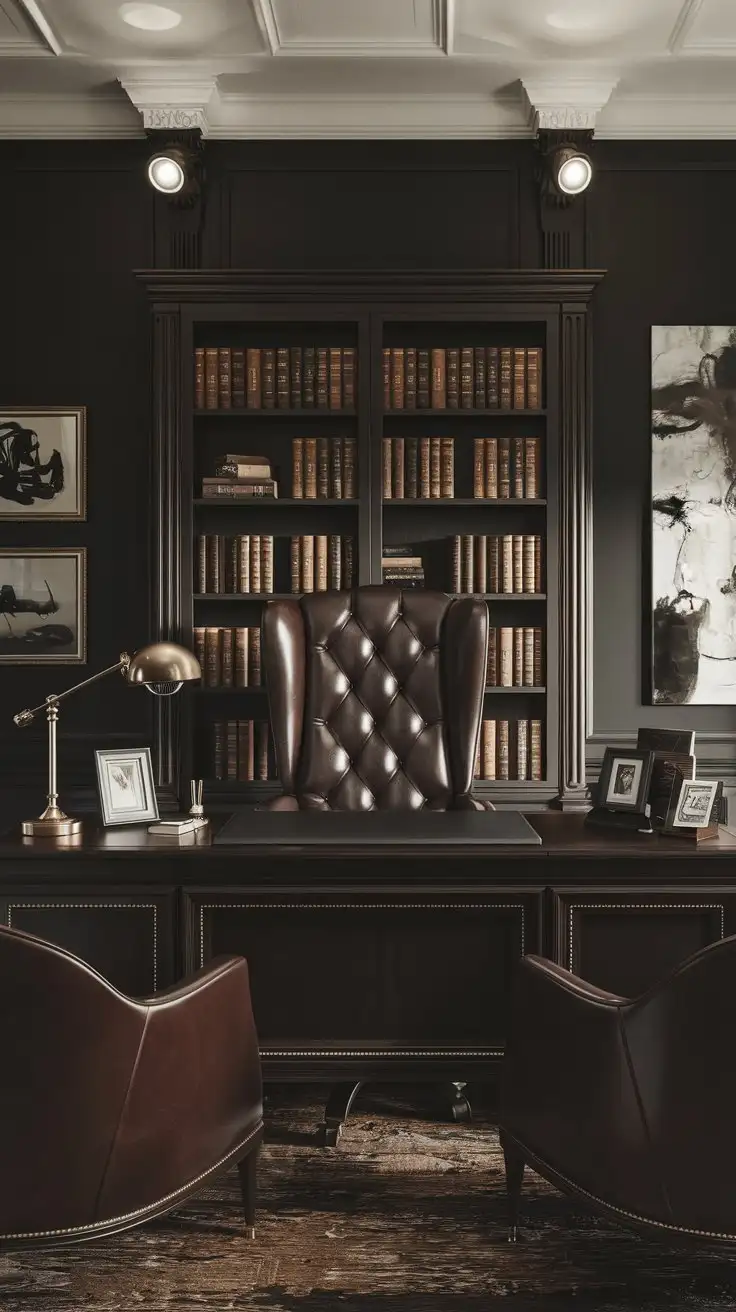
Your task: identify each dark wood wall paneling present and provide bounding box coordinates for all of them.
[1,137,731,820]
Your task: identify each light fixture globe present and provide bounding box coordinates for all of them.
[127,642,201,696]
[553,147,593,197]
[147,150,186,195]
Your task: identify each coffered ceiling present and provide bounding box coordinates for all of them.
[1,0,736,138]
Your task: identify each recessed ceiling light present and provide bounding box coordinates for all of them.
[119,3,182,31]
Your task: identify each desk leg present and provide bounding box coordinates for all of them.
[319,1081,364,1147]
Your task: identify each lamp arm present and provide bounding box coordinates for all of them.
[13,653,131,727]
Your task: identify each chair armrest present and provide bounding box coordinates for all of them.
[263,794,301,811]
[520,954,628,1004]
[452,793,496,812]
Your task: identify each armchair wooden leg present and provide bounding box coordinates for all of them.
[237,1146,260,1239]
[499,1129,525,1241]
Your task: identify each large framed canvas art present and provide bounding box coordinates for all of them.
[651,326,736,704]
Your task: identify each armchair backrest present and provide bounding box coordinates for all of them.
[262,587,488,809]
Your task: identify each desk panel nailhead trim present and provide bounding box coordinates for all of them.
[7,903,159,993]
[261,1047,502,1058]
[567,903,726,972]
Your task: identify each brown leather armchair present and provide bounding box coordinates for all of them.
[0,924,263,1249]
[498,941,736,1244]
[262,586,491,810]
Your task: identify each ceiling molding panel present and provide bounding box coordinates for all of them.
[250,0,450,57]
[669,0,736,54]
[0,0,56,55]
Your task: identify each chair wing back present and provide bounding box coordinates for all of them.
[263,586,488,809]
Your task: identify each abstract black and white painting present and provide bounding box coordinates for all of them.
[0,408,86,519]
[0,549,86,663]
[652,326,736,703]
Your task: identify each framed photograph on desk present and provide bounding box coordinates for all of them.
[95,747,159,827]
[597,747,654,813]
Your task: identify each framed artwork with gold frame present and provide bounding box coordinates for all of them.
[0,407,87,520]
[0,548,87,664]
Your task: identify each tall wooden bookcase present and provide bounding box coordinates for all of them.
[139,270,602,811]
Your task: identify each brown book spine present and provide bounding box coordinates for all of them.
[497,719,510,780]
[206,534,220,594]
[487,628,498,686]
[525,437,539,499]
[303,347,316,407]
[292,438,304,498]
[289,346,302,407]
[406,437,418,499]
[516,718,529,780]
[499,347,512,410]
[474,347,486,408]
[499,627,513,687]
[224,535,238,594]
[250,535,261,593]
[474,534,487,593]
[218,347,232,409]
[261,348,275,408]
[328,534,342,588]
[382,438,392,499]
[290,536,301,593]
[330,436,343,499]
[196,535,207,593]
[343,437,356,498]
[526,348,542,410]
[342,347,356,408]
[249,630,262,685]
[343,536,355,587]
[498,437,511,499]
[213,720,226,780]
[316,348,328,407]
[301,535,314,592]
[238,535,250,593]
[461,534,474,593]
[460,346,474,408]
[329,347,342,410]
[261,535,274,592]
[522,536,535,593]
[486,346,499,407]
[523,627,534,687]
[228,719,240,780]
[473,439,485,498]
[383,347,391,409]
[431,348,446,408]
[204,627,220,687]
[304,438,318,499]
[501,536,513,594]
[391,348,405,410]
[220,627,234,686]
[276,347,290,408]
[192,626,206,674]
[256,721,270,780]
[446,348,459,409]
[440,437,454,498]
[231,348,246,407]
[484,437,498,499]
[534,535,543,593]
[246,348,262,408]
[513,627,524,686]
[392,437,405,499]
[513,535,524,593]
[512,437,525,498]
[417,349,430,408]
[194,347,205,408]
[316,535,328,591]
[482,719,496,781]
[404,347,417,410]
[530,719,543,780]
[205,348,219,409]
[488,536,500,593]
[237,720,254,782]
[513,346,526,409]
[533,628,544,685]
[235,628,247,687]
[451,535,462,591]
[317,436,330,498]
[429,437,441,499]
[419,438,431,497]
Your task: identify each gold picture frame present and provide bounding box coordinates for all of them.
[0,548,87,664]
[0,407,87,520]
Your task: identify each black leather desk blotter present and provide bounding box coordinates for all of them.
[214,809,542,847]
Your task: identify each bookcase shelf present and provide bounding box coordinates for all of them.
[142,268,600,808]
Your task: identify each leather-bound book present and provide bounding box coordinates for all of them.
[513,347,526,409]
[224,536,238,595]
[382,438,392,499]
[204,628,221,687]
[474,535,487,594]
[530,719,543,780]
[196,535,207,594]
[522,536,535,593]
[276,347,290,408]
[342,348,356,408]
[499,347,512,409]
[316,535,328,591]
[419,438,430,497]
[534,535,543,593]
[460,347,473,408]
[328,534,342,588]
[429,437,441,499]
[473,439,484,498]
[290,536,301,593]
[516,718,529,781]
[304,438,318,499]
[383,348,391,409]
[343,437,356,497]
[487,627,498,685]
[232,349,246,407]
[317,437,330,498]
[192,627,206,675]
[404,347,417,409]
[431,348,446,408]
[526,347,542,410]
[213,721,226,780]
[461,534,474,593]
[446,348,459,408]
[417,349,430,408]
[261,349,276,408]
[451,535,462,592]
[250,536,261,593]
[249,630,261,685]
[301,535,315,592]
[246,348,262,408]
[523,627,535,686]
[256,722,270,780]
[303,347,316,407]
[501,535,514,594]
[342,536,355,587]
[484,437,498,499]
[218,347,232,409]
[440,437,454,497]
[499,627,513,687]
[513,535,525,593]
[237,721,254,782]
[220,627,234,687]
[205,348,219,409]
[498,437,511,499]
[292,438,304,497]
[392,437,405,499]
[329,347,342,410]
[483,719,496,780]
[238,535,250,593]
[487,536,500,593]
[497,719,510,780]
[206,534,220,594]
[512,437,524,498]
[330,436,343,499]
[474,347,486,408]
[235,628,248,687]
[316,348,329,407]
[194,347,205,408]
[261,535,274,592]
[533,627,544,684]
[406,437,418,499]
[525,436,539,499]
[290,347,302,407]
[391,348,405,410]
[513,627,524,686]
[486,346,499,407]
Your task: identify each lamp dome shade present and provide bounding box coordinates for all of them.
[127,642,201,687]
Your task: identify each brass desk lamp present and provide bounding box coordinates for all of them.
[13,642,201,839]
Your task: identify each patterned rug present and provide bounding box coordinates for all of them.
[1,1085,735,1312]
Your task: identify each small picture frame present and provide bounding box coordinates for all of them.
[0,407,86,520]
[597,747,654,813]
[95,747,159,827]
[663,769,722,838]
[0,548,86,664]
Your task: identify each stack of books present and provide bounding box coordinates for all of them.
[202,454,278,499]
[382,545,424,588]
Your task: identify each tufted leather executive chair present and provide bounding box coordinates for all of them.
[498,938,736,1245]
[0,923,263,1249]
[262,586,491,811]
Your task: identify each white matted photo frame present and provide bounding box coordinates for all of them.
[95,747,159,827]
[597,747,654,813]
[663,770,722,835]
[0,407,86,520]
[0,548,86,664]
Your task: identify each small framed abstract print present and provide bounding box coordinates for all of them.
[0,407,86,520]
[0,548,86,664]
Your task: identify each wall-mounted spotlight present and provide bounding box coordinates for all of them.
[145,140,202,205]
[550,145,593,198]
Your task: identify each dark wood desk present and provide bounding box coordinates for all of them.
[2,813,735,1141]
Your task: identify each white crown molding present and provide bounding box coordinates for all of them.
[521,69,619,133]
[14,0,62,55]
[119,76,218,136]
[0,93,144,137]
[668,0,706,53]
[596,93,736,139]
[250,0,450,57]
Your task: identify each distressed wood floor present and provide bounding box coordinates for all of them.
[1,1085,735,1311]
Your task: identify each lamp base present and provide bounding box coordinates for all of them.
[21,803,83,839]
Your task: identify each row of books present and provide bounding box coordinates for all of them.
[473,437,540,500]
[194,346,356,411]
[291,535,355,592]
[474,719,544,781]
[487,628,544,687]
[211,720,272,782]
[451,535,544,595]
[193,627,262,687]
[382,549,424,587]
[381,436,542,500]
[383,346,543,411]
[196,535,274,594]
[292,437,357,499]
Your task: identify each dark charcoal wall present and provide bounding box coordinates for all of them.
[1,137,733,803]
